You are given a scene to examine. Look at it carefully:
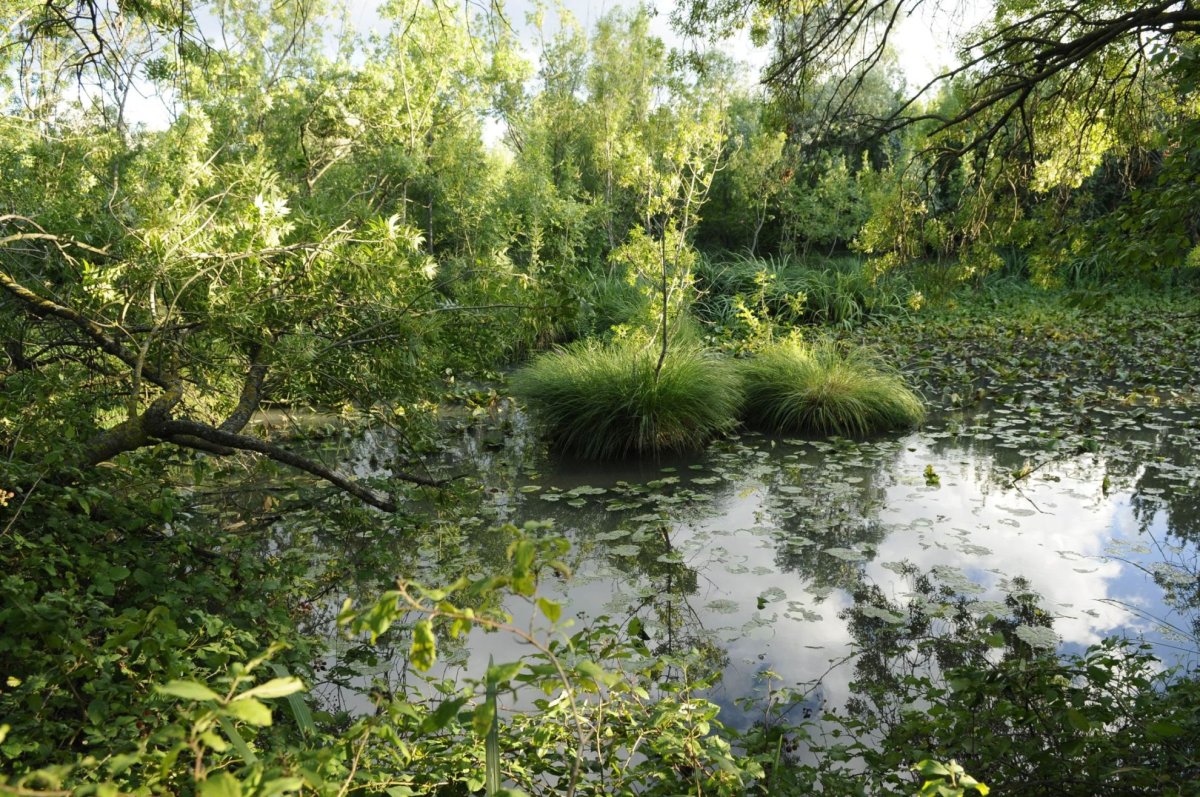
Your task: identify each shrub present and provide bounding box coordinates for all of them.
[739,339,924,436]
[511,339,742,458]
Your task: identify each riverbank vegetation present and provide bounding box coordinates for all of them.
[3,0,1200,794]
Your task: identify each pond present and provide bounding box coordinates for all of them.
[321,386,1200,728]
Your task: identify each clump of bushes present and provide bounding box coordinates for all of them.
[739,339,925,436]
[511,339,742,458]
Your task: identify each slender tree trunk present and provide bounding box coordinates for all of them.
[654,227,669,382]
[751,203,766,255]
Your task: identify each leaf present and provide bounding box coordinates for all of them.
[485,661,523,687]
[1013,624,1058,650]
[271,663,315,738]
[1146,720,1186,739]
[913,760,951,778]
[485,671,501,796]
[259,778,305,797]
[224,697,273,727]
[536,597,561,624]
[575,660,606,680]
[421,697,468,733]
[238,677,305,700]
[1066,707,1090,733]
[959,775,989,795]
[217,716,259,765]
[410,619,437,672]
[157,681,221,702]
[472,700,496,739]
[199,773,243,797]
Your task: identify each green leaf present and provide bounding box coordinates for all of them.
[420,697,468,733]
[485,661,523,687]
[472,699,496,739]
[239,677,305,700]
[224,697,273,727]
[959,775,989,795]
[536,597,561,624]
[157,681,221,702]
[199,773,243,797]
[199,731,230,753]
[410,619,437,672]
[1146,720,1186,739]
[271,663,315,738]
[576,660,605,680]
[218,716,259,765]
[259,777,305,797]
[485,672,501,796]
[913,760,951,778]
[1066,707,1091,733]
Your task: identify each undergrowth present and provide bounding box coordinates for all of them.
[693,252,919,330]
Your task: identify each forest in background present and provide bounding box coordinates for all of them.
[2,0,1200,794]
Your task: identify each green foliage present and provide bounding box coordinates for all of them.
[0,482,321,794]
[827,569,1200,795]
[912,760,989,797]
[738,339,925,436]
[0,527,765,797]
[693,253,919,337]
[511,339,742,458]
[781,154,874,258]
[6,3,1200,797]
[574,270,650,338]
[729,565,1200,796]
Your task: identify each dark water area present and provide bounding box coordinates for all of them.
[320,390,1200,727]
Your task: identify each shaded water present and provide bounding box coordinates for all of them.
[326,394,1200,726]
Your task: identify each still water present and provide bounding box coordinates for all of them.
[327,395,1200,725]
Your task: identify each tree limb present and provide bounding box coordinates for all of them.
[155,418,448,512]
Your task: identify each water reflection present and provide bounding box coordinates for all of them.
[312,398,1200,726]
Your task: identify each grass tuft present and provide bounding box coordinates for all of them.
[511,340,742,459]
[740,340,925,436]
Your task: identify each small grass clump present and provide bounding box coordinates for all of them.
[740,340,925,436]
[511,340,742,459]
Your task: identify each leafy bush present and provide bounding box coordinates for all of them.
[1,528,765,797]
[511,339,742,458]
[739,339,925,436]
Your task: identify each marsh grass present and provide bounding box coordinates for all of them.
[577,271,648,337]
[511,339,742,459]
[693,253,916,330]
[740,340,925,436]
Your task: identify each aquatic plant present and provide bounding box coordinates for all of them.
[739,339,925,436]
[511,339,742,458]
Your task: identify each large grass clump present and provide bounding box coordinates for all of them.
[740,340,925,436]
[511,339,742,459]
